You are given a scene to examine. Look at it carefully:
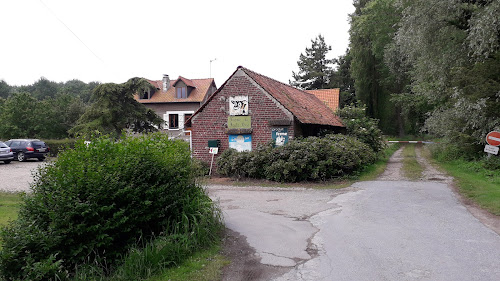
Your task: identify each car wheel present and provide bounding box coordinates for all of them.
[17,152,26,162]
[4,160,11,164]
[38,157,45,162]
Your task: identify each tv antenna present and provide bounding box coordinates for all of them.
[210,58,217,78]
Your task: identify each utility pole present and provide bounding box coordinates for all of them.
[210,58,216,78]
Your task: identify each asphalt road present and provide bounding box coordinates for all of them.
[209,181,500,281]
[208,147,500,281]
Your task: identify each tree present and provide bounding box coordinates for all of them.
[0,80,11,99]
[291,35,334,90]
[69,78,164,138]
[0,92,41,139]
[329,49,356,107]
[349,0,402,135]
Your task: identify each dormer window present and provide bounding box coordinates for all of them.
[176,87,187,99]
[140,89,152,99]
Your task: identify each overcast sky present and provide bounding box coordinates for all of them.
[1,0,354,87]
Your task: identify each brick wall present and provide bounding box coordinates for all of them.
[191,70,294,167]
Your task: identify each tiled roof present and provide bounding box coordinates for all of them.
[240,67,343,127]
[135,77,214,103]
[173,76,196,88]
[305,89,340,112]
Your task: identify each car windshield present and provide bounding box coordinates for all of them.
[0,142,7,148]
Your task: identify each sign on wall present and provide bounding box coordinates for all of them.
[272,127,289,146]
[229,96,249,116]
[228,116,251,129]
[228,134,252,152]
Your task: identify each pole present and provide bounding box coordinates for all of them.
[210,58,216,78]
[209,152,215,177]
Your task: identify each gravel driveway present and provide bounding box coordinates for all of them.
[0,160,45,193]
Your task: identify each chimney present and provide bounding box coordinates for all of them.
[162,74,170,92]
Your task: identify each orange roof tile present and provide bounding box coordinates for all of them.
[305,89,340,112]
[134,77,214,104]
[241,67,343,127]
[192,67,343,127]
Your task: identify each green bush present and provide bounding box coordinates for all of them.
[0,133,223,280]
[44,138,77,157]
[336,104,386,153]
[217,134,376,182]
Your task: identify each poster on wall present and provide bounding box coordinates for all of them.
[229,96,249,115]
[228,134,252,152]
[272,127,289,146]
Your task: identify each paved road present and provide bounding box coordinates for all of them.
[209,181,500,281]
[208,147,500,281]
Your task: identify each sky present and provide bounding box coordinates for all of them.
[0,0,354,87]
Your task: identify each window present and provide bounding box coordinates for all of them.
[169,114,179,129]
[176,87,187,98]
[184,113,193,128]
[140,89,151,99]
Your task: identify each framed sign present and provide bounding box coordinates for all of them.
[229,96,248,115]
[228,116,251,129]
[272,127,288,146]
[228,134,252,152]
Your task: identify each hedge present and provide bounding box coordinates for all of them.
[217,134,376,182]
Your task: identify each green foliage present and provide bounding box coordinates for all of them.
[336,104,386,153]
[44,139,77,157]
[329,50,356,108]
[349,0,402,135]
[0,133,222,280]
[217,135,376,182]
[291,35,334,90]
[0,92,41,139]
[70,78,163,138]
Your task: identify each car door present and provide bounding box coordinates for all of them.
[8,141,22,155]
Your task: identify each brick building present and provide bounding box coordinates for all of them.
[134,75,217,137]
[189,66,344,165]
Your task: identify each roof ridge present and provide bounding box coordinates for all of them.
[240,66,316,97]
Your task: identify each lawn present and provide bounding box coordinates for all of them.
[0,192,22,226]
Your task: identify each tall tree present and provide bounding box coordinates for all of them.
[69,78,163,138]
[291,35,334,90]
[0,80,11,99]
[329,49,356,107]
[349,0,402,135]
[0,92,41,139]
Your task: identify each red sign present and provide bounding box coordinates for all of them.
[486,131,500,146]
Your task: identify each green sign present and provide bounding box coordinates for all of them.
[228,116,251,129]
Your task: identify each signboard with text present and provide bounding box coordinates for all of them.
[272,127,289,146]
[228,116,251,129]
[228,134,252,152]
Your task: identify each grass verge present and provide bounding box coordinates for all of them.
[401,144,424,180]
[149,244,229,281]
[433,158,500,215]
[0,192,22,226]
[0,192,22,248]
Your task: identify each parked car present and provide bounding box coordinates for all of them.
[4,139,50,162]
[0,141,14,164]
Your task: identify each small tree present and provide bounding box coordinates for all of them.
[291,35,334,90]
[70,78,163,138]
